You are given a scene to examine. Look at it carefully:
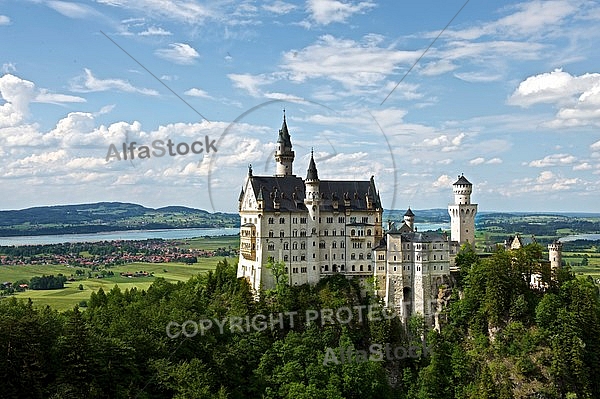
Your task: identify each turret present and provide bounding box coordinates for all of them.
[274,111,295,176]
[548,240,563,271]
[404,207,415,231]
[448,174,477,245]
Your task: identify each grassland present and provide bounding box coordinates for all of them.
[0,236,239,311]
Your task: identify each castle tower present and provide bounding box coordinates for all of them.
[448,174,477,245]
[274,111,295,176]
[304,150,321,284]
[403,208,415,231]
[548,240,563,271]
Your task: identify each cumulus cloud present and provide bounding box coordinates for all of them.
[508,69,600,128]
[70,69,159,96]
[155,43,200,64]
[0,15,10,25]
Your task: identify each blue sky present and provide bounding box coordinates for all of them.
[1,0,600,213]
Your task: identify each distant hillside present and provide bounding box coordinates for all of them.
[0,202,239,237]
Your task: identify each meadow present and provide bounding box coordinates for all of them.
[0,236,239,311]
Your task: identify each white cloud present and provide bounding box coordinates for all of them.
[96,0,214,24]
[573,162,593,171]
[419,60,457,76]
[487,158,503,164]
[155,43,200,65]
[591,140,600,151]
[46,1,100,19]
[228,73,274,97]
[0,74,36,127]
[528,153,576,167]
[419,132,466,152]
[432,174,453,189]
[184,88,212,99]
[306,0,375,25]
[469,157,485,165]
[454,71,502,83]
[0,15,10,25]
[70,69,159,96]
[263,1,296,14]
[139,27,172,36]
[281,34,419,90]
[509,69,600,128]
[34,89,86,104]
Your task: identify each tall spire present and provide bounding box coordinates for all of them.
[306,148,319,181]
[277,109,292,148]
[274,110,295,176]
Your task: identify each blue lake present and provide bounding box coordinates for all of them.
[0,227,239,246]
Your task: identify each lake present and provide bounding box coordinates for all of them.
[0,227,239,246]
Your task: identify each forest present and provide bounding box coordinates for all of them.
[1,244,599,398]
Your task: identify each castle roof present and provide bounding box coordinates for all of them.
[245,175,381,213]
[277,112,292,148]
[453,174,472,186]
[306,150,319,181]
[404,207,414,217]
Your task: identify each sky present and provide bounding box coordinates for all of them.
[1,0,600,214]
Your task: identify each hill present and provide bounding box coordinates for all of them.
[0,202,239,236]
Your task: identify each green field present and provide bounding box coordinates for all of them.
[0,257,234,311]
[0,236,240,311]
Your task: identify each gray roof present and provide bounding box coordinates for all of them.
[453,174,472,186]
[388,230,448,243]
[247,175,381,212]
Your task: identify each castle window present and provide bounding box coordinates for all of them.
[293,217,298,223]
[352,265,355,271]
[359,253,364,260]
[300,217,307,224]
[285,267,288,273]
[313,254,316,258]
[367,229,372,236]
[293,256,298,261]
[284,242,289,250]
[340,241,345,248]
[378,254,384,260]
[301,267,307,273]
[332,242,337,248]
[268,243,274,251]
[300,230,306,237]
[394,266,397,272]
[292,242,298,250]
[279,217,285,224]
[319,217,321,223]
[362,217,368,223]
[351,229,356,236]
[433,265,437,270]
[368,265,371,271]
[324,265,328,271]
[327,217,333,223]
[367,242,372,248]
[324,230,328,236]
[440,255,443,260]
[333,254,336,259]
[280,231,284,237]
[338,217,345,223]
[269,230,274,238]
[417,266,420,271]
[313,241,316,247]
[268,218,274,224]
[433,255,436,260]
[367,253,371,259]
[284,255,289,261]
[292,267,297,273]
[440,265,443,270]
[340,229,344,236]
[301,254,306,261]
[325,254,328,260]
[351,253,356,260]
[360,265,363,271]
[293,230,298,237]
[333,230,336,236]
[301,242,306,249]
[341,265,345,271]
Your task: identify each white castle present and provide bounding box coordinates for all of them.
[236,114,560,323]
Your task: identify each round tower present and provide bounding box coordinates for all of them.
[448,174,477,245]
[548,240,563,271]
[274,111,295,176]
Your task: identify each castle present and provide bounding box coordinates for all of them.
[237,114,561,324]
